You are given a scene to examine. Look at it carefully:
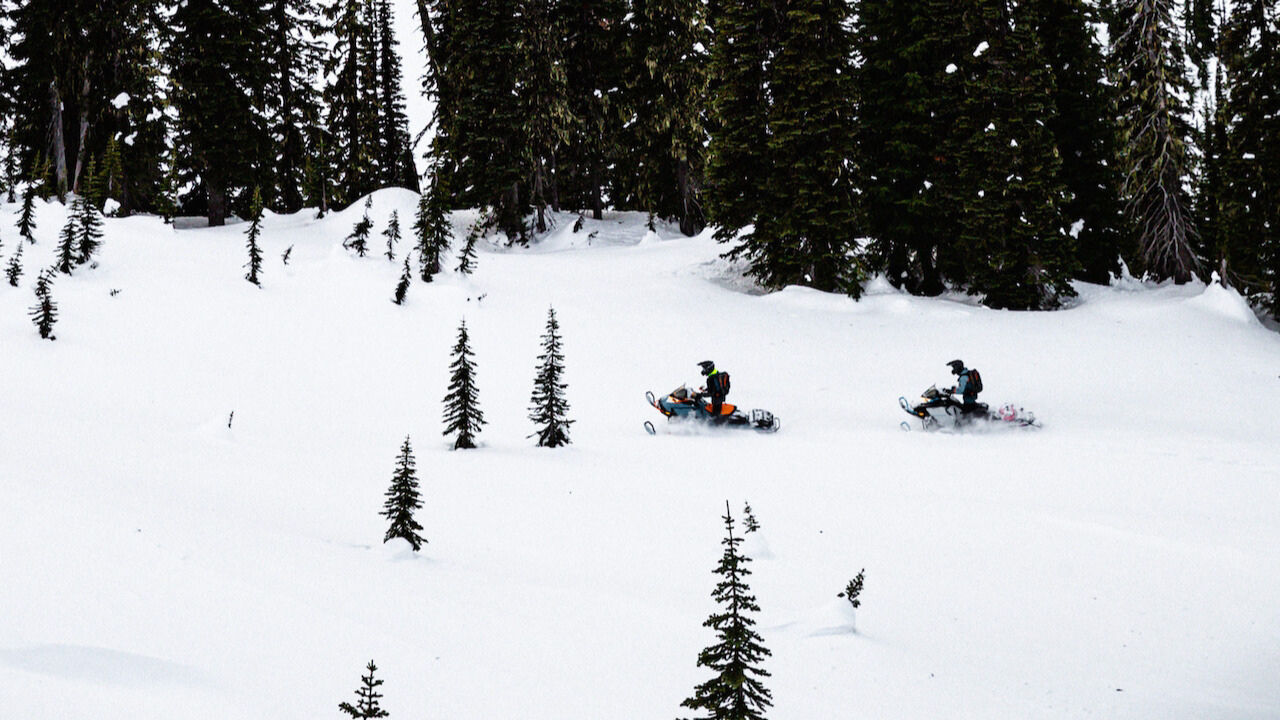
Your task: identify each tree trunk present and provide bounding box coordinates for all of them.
[73,57,92,193]
[207,178,228,226]
[48,80,69,201]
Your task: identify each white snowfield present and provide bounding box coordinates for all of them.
[2,188,1278,720]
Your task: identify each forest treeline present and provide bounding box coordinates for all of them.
[0,0,1276,313]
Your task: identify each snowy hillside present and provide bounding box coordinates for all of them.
[2,190,1279,720]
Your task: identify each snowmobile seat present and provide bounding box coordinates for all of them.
[705,403,736,416]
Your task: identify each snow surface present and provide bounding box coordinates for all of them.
[2,190,1280,720]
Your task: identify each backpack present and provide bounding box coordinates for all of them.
[966,368,983,394]
[709,371,731,397]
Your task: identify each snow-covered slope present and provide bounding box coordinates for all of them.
[2,190,1278,720]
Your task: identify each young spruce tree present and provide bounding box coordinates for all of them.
[55,212,78,274]
[345,196,373,257]
[392,254,411,305]
[442,318,485,449]
[76,191,104,265]
[18,186,37,243]
[6,241,24,287]
[338,660,390,719]
[382,435,425,550]
[383,209,401,261]
[529,307,572,447]
[30,268,58,340]
[245,187,265,285]
[681,501,772,720]
[413,168,452,282]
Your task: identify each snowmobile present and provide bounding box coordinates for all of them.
[898,385,1039,431]
[644,385,780,435]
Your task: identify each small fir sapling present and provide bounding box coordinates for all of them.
[55,213,78,274]
[75,193,104,264]
[743,502,760,533]
[156,149,179,224]
[455,214,486,275]
[100,138,124,208]
[344,197,373,257]
[338,660,390,719]
[6,241,24,286]
[18,185,37,243]
[245,188,264,285]
[838,569,866,632]
[82,157,104,209]
[414,169,451,281]
[30,268,58,339]
[282,245,293,265]
[528,307,573,447]
[383,209,401,261]
[381,435,425,550]
[681,500,773,720]
[393,254,412,305]
[442,319,486,449]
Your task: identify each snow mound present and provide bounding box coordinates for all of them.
[1184,274,1260,326]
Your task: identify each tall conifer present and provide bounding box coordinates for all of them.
[442,318,485,450]
[382,436,425,550]
[414,170,452,282]
[30,267,57,339]
[529,307,572,447]
[245,188,265,285]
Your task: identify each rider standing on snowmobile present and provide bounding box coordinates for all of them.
[947,360,981,410]
[698,360,730,418]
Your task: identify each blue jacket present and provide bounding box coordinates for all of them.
[956,369,977,403]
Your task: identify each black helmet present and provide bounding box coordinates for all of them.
[947,359,965,375]
[698,360,716,376]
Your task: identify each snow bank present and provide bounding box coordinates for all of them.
[1184,274,1260,326]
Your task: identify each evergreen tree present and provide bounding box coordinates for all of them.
[6,241,24,287]
[338,660,390,719]
[739,0,861,295]
[703,0,777,245]
[853,0,967,295]
[18,185,36,243]
[265,0,324,214]
[30,267,57,340]
[455,217,482,275]
[1113,0,1200,282]
[393,254,411,305]
[680,501,772,720]
[245,187,265,286]
[528,306,572,447]
[442,318,485,450]
[954,0,1077,309]
[3,125,16,204]
[1033,0,1128,283]
[169,0,272,225]
[517,0,574,234]
[619,0,709,236]
[414,167,452,282]
[382,435,425,550]
[372,0,416,192]
[1217,0,1280,315]
[76,190,104,265]
[155,148,179,224]
[98,137,125,211]
[55,211,78,274]
[344,197,373,256]
[383,209,401,261]
[742,502,759,533]
[82,157,104,210]
[322,0,380,206]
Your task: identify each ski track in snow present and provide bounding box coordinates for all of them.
[2,189,1279,720]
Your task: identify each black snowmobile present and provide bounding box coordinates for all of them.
[898,385,1039,431]
[644,385,780,435]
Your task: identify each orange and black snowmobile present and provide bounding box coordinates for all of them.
[644,385,779,435]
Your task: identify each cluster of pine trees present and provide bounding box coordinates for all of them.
[3,0,1278,314]
[0,0,415,224]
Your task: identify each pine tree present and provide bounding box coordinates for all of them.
[322,0,380,206]
[382,435,425,549]
[338,660,390,719]
[414,168,452,282]
[1033,0,1128,283]
[82,157,104,211]
[245,187,265,285]
[741,0,862,295]
[442,318,485,450]
[517,0,574,234]
[18,185,37,243]
[954,0,1078,309]
[55,211,78,274]
[3,126,16,203]
[76,191,104,265]
[680,501,772,720]
[393,254,412,305]
[742,502,759,533]
[372,0,416,192]
[704,0,777,246]
[383,209,401,261]
[155,148,180,224]
[6,241,24,287]
[30,268,57,340]
[169,0,272,225]
[618,0,709,236]
[528,307,572,447]
[1113,0,1200,282]
[455,217,482,275]
[345,197,373,257]
[265,0,325,214]
[99,137,125,210]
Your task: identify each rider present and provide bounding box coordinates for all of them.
[947,359,981,411]
[698,360,730,418]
